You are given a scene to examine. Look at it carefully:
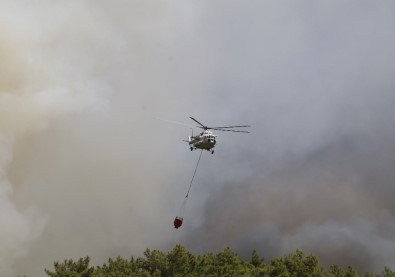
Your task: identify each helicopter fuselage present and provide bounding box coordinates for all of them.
[188,130,217,153]
[186,117,249,154]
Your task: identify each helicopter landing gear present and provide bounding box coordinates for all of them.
[190,147,193,151]
[211,150,214,154]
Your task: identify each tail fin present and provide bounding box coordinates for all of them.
[188,128,194,143]
[183,129,194,143]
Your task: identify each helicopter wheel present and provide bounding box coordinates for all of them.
[211,150,214,154]
[190,147,193,151]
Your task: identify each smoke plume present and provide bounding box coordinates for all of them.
[1,1,395,276]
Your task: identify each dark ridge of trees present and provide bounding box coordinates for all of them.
[43,244,395,277]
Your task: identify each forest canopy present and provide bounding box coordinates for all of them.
[42,244,395,277]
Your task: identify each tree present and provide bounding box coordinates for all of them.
[43,245,395,277]
[167,244,196,276]
[93,256,137,277]
[270,257,291,277]
[45,256,94,277]
[268,250,326,277]
[214,247,254,276]
[142,248,169,276]
[250,250,264,268]
[381,267,395,277]
[195,252,216,276]
[344,266,359,277]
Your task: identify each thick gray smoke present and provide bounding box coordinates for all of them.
[1,1,395,276]
[177,1,395,273]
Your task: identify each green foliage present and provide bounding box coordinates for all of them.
[45,256,94,277]
[250,250,264,268]
[195,247,255,276]
[93,256,138,277]
[381,267,395,277]
[142,248,169,276]
[328,265,363,277]
[167,244,196,276]
[266,250,328,277]
[44,246,395,277]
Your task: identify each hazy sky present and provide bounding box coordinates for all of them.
[1,1,395,276]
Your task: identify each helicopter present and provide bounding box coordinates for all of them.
[187,117,250,154]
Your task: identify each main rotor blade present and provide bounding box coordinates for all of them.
[190,117,207,128]
[209,125,251,129]
[211,128,250,133]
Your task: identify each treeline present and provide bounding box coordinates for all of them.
[44,244,394,277]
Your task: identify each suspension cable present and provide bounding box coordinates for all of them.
[174,150,204,228]
[185,149,203,198]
